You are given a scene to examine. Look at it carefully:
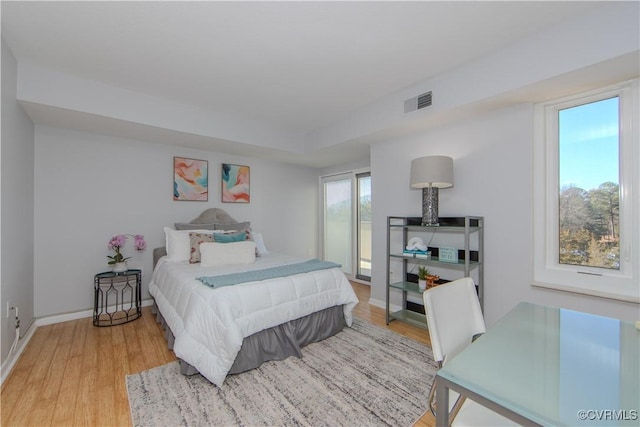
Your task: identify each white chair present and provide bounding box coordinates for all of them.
[423,277,518,426]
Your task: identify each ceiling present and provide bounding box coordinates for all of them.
[0,1,614,167]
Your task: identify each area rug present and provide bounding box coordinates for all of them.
[126,319,436,426]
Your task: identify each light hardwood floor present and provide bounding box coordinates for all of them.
[1,282,435,427]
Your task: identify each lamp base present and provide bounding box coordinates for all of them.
[422,186,439,226]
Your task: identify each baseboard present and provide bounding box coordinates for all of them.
[368,297,385,309]
[0,298,155,386]
[1,321,36,386]
[369,297,404,313]
[36,298,154,326]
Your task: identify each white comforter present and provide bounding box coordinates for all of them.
[148,253,359,386]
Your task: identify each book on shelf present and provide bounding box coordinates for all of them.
[403,250,431,259]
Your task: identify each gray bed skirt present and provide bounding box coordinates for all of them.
[153,304,346,378]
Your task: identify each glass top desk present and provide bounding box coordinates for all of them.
[436,302,639,426]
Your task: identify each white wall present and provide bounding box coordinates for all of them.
[1,39,35,365]
[371,103,639,326]
[34,126,318,318]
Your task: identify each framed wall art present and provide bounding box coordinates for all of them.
[221,163,250,203]
[173,156,208,201]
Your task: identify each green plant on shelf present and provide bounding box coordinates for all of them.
[418,266,429,280]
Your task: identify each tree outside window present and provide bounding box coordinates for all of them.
[558,97,619,270]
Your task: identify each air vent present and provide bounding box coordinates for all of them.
[404,91,432,114]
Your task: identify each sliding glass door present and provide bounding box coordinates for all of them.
[322,174,353,274]
[321,170,371,281]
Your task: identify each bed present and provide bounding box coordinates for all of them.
[148,209,359,387]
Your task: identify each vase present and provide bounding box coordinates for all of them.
[112,262,127,273]
[418,279,427,291]
[427,275,439,288]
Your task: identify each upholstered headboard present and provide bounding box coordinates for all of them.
[188,208,237,225]
[153,208,241,267]
[153,247,169,268]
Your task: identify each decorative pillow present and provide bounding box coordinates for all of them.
[200,241,256,267]
[214,221,251,231]
[164,227,213,262]
[252,231,269,256]
[213,231,249,243]
[174,222,217,231]
[189,232,214,264]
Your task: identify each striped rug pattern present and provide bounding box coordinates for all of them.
[127,319,436,426]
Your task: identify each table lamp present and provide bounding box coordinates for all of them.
[410,155,454,226]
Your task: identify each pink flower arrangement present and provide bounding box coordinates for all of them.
[107,234,146,265]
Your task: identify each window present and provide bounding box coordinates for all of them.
[558,97,620,270]
[533,80,639,302]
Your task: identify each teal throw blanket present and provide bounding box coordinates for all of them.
[197,259,342,288]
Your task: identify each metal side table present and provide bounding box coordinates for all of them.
[93,269,142,326]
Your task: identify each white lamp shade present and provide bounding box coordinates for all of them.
[410,155,454,189]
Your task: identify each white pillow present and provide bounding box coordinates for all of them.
[164,227,218,262]
[252,231,269,256]
[200,241,256,267]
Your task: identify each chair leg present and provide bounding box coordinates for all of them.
[428,378,466,426]
[428,380,437,416]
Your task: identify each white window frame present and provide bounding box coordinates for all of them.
[533,79,639,303]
